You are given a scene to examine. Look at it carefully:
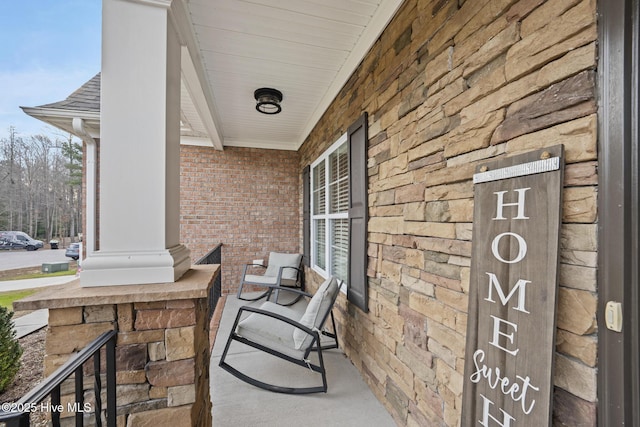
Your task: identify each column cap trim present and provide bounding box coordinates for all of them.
[125,0,173,9]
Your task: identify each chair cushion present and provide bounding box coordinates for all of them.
[236,302,305,359]
[242,275,297,288]
[242,274,278,285]
[293,277,339,350]
[265,252,302,280]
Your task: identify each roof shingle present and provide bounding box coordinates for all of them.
[37,73,100,113]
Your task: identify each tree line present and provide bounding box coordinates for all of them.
[0,126,82,243]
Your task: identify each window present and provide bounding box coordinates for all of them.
[311,134,349,283]
[304,113,368,312]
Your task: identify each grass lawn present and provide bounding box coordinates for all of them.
[0,269,77,310]
[0,269,77,282]
[0,289,38,311]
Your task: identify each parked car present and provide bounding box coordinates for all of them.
[0,231,44,251]
[65,242,81,260]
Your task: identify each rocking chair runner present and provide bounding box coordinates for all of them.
[219,277,341,394]
[236,252,304,305]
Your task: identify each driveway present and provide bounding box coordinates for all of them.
[0,248,70,271]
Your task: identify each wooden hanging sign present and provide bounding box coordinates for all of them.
[461,145,564,426]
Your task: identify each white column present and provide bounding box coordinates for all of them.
[81,0,190,286]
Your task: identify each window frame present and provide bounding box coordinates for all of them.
[310,133,349,283]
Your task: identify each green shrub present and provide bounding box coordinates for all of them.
[0,306,22,393]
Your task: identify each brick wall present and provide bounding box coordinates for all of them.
[300,0,598,425]
[180,145,301,294]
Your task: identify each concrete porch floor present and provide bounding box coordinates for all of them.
[209,293,396,427]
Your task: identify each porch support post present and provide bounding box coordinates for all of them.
[81,0,190,286]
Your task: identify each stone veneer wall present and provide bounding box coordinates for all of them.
[300,0,598,425]
[180,145,301,294]
[44,294,211,426]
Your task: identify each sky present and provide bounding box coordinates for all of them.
[0,0,101,140]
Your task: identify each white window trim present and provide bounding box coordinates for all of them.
[310,132,348,292]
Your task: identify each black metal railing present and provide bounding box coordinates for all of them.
[0,330,117,427]
[195,243,222,319]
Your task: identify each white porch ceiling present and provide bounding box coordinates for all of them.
[183,0,404,150]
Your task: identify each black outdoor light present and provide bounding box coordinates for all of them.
[254,87,283,114]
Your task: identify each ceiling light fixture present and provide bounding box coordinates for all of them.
[254,88,283,115]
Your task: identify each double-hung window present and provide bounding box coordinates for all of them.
[311,134,349,283]
[304,112,368,312]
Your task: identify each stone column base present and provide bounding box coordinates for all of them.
[15,265,218,427]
